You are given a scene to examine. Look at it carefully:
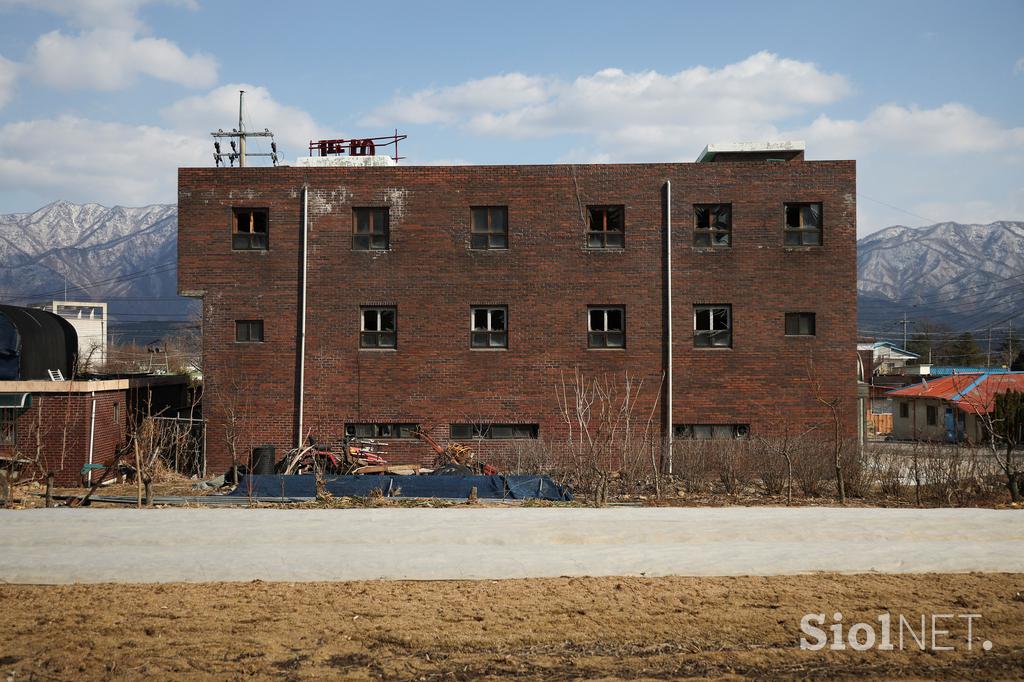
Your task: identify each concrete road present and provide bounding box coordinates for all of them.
[1,507,1022,584]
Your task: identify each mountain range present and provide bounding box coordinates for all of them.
[1,201,1021,341]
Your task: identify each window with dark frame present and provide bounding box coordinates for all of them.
[450,423,539,439]
[587,205,625,249]
[345,423,418,439]
[232,208,269,250]
[674,424,750,440]
[926,405,937,426]
[785,312,816,336]
[784,203,822,246]
[234,319,264,342]
[694,305,732,347]
[470,206,508,249]
[694,204,732,247]
[0,409,15,445]
[360,307,396,348]
[471,306,507,348]
[353,207,389,250]
[588,306,625,348]
[899,402,909,419]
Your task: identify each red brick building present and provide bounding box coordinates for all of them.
[178,143,857,472]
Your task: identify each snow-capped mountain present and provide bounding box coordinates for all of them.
[0,200,195,333]
[857,221,1024,332]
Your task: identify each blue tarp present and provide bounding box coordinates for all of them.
[228,474,573,501]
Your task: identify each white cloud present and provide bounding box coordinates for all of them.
[163,83,325,153]
[364,52,851,159]
[0,0,196,31]
[30,28,216,90]
[0,53,18,108]
[0,115,207,206]
[0,84,321,207]
[798,103,1024,158]
[1015,57,1024,76]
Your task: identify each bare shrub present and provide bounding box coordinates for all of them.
[792,439,831,497]
[671,439,713,494]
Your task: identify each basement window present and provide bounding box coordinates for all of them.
[234,319,264,342]
[694,305,731,348]
[345,423,419,439]
[471,206,508,249]
[785,312,816,336]
[588,306,625,348]
[674,424,750,440]
[587,205,625,249]
[232,208,269,250]
[353,207,390,251]
[361,307,396,348]
[450,423,539,439]
[784,203,822,246]
[471,306,508,348]
[694,204,732,247]
[0,409,15,445]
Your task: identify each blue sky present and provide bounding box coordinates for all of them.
[0,0,1021,235]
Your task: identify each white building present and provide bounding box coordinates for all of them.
[33,301,107,370]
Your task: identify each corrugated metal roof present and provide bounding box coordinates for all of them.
[888,373,1024,414]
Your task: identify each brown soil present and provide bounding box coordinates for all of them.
[1,574,1022,680]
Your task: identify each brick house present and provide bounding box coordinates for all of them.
[177,142,857,473]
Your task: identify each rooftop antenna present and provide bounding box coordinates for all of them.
[211,90,279,167]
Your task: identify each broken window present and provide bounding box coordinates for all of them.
[353,207,389,251]
[694,305,732,347]
[471,306,508,348]
[674,424,749,440]
[345,423,418,439]
[234,319,264,342]
[587,205,625,249]
[694,204,732,247]
[784,203,822,246]
[588,306,625,348]
[361,307,396,348]
[450,423,539,439]
[0,409,15,445]
[470,206,508,249]
[232,208,269,250]
[785,312,816,336]
[926,405,937,426]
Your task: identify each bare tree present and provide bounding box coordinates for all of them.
[806,356,848,503]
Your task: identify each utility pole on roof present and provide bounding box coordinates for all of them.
[902,312,908,350]
[211,89,278,168]
[238,90,246,168]
[987,326,992,368]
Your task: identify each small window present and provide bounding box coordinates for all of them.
[785,312,816,336]
[471,306,508,348]
[471,206,508,250]
[587,205,625,249]
[235,319,264,342]
[345,423,418,439]
[361,307,396,348]
[0,409,15,445]
[694,204,731,247]
[784,203,822,246]
[232,208,268,250]
[674,424,749,440]
[926,405,937,426]
[899,402,909,419]
[353,207,389,251]
[694,305,731,348]
[450,423,539,439]
[588,306,625,348]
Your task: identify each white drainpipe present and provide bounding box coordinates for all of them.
[297,186,308,448]
[87,394,97,484]
[665,180,673,475]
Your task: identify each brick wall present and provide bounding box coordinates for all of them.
[178,161,857,473]
[1,390,126,486]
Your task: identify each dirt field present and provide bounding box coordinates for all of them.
[1,574,1022,680]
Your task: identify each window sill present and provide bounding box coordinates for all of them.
[468,248,509,252]
[470,347,508,352]
[587,346,626,351]
[352,249,392,253]
[584,247,625,252]
[691,246,732,253]
[231,248,270,253]
[784,334,817,338]
[692,346,733,350]
[783,246,822,252]
[359,347,397,352]
[233,341,265,344]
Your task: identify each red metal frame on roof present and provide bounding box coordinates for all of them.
[308,130,407,162]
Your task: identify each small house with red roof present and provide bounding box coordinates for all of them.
[888,372,1024,443]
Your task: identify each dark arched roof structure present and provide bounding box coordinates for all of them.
[0,304,78,380]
